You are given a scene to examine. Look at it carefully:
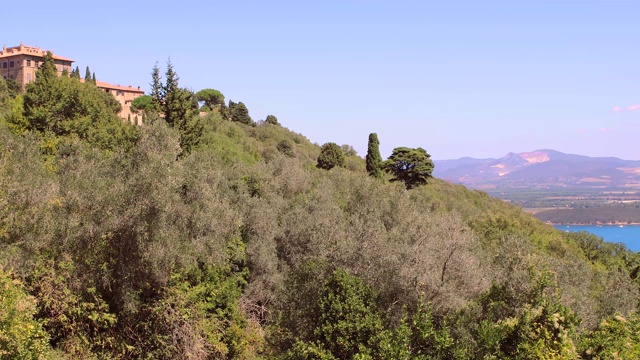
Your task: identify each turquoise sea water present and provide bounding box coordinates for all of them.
[553,225,640,252]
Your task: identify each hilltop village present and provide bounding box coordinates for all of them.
[0,43,143,121]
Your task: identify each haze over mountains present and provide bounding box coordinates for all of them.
[434,149,640,189]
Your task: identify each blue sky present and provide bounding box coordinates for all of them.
[3,0,640,160]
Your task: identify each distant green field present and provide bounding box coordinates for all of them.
[484,188,640,224]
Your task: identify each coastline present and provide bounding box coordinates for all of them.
[547,221,640,226]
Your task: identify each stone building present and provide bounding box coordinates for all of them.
[0,43,73,86]
[1,43,144,123]
[95,81,145,121]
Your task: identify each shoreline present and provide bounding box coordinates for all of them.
[548,222,640,226]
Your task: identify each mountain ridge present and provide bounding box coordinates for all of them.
[434,149,640,189]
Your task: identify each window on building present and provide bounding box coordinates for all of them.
[27,73,31,83]
[9,61,14,68]
[27,60,31,67]
[2,62,6,69]
[116,90,124,96]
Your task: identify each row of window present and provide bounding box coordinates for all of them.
[1,73,32,82]
[1,59,45,69]
[104,88,126,96]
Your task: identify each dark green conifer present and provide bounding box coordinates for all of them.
[231,101,253,125]
[71,66,80,79]
[84,66,91,83]
[317,142,346,170]
[366,133,384,179]
[150,63,162,108]
[265,114,279,125]
[37,52,58,80]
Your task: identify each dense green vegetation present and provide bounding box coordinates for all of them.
[1,56,640,358]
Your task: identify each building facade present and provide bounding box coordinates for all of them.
[1,43,144,124]
[0,43,73,86]
[96,81,145,122]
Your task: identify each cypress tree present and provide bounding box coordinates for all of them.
[84,66,91,83]
[366,133,384,179]
[71,66,80,79]
[163,60,180,127]
[150,63,162,109]
[92,72,96,84]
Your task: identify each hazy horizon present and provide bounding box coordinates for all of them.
[3,0,639,160]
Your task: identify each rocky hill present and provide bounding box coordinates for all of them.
[434,149,640,189]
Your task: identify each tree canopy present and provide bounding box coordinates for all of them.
[317,142,345,170]
[19,53,136,152]
[130,94,156,114]
[265,114,279,125]
[196,88,225,110]
[383,146,434,189]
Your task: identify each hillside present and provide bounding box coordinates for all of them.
[2,69,640,358]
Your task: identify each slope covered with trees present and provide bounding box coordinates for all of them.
[0,59,639,359]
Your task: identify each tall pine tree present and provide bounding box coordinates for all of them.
[366,133,384,179]
[37,52,58,80]
[150,63,162,110]
[161,60,201,153]
[84,66,92,83]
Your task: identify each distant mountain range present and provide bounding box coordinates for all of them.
[433,149,640,189]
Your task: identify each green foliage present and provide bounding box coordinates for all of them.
[383,147,434,189]
[84,66,93,84]
[3,57,640,359]
[450,272,580,360]
[0,267,52,359]
[38,52,58,81]
[150,63,162,109]
[196,88,225,110]
[283,268,396,360]
[265,114,279,125]
[277,139,295,157]
[130,94,155,114]
[4,79,21,99]
[0,78,10,121]
[316,142,345,170]
[29,259,117,357]
[365,133,384,179]
[405,299,454,359]
[228,100,254,126]
[196,112,261,165]
[578,312,640,359]
[149,61,203,154]
[71,66,80,79]
[22,73,137,153]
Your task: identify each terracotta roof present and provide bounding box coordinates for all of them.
[95,81,145,94]
[0,44,74,62]
[79,78,145,94]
